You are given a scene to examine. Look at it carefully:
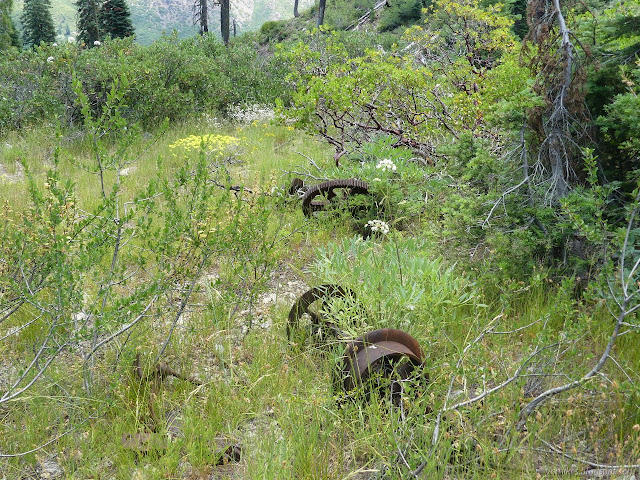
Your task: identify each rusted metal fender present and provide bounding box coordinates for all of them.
[286,284,356,340]
[301,178,370,217]
[341,328,424,392]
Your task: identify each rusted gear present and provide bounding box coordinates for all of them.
[341,328,426,403]
[287,284,357,341]
[287,177,307,196]
[122,353,202,451]
[301,179,370,217]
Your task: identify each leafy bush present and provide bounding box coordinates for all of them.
[0,46,67,133]
[0,33,291,134]
[378,0,426,32]
[259,20,291,44]
[578,0,640,184]
[311,235,481,339]
[596,60,640,179]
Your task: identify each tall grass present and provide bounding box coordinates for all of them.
[1,116,640,479]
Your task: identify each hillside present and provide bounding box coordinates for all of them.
[12,0,315,45]
[3,0,640,477]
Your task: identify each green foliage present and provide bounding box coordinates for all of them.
[578,0,640,184]
[0,33,290,134]
[321,0,376,29]
[279,0,528,159]
[0,45,66,133]
[20,0,56,47]
[597,60,640,175]
[75,0,134,46]
[277,0,549,278]
[99,0,134,41]
[75,0,101,46]
[259,19,290,44]
[311,235,481,338]
[0,0,20,50]
[378,0,427,32]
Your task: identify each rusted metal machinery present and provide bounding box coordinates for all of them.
[287,283,357,341]
[287,177,307,196]
[288,285,427,402]
[301,179,370,217]
[341,328,425,404]
[122,354,241,463]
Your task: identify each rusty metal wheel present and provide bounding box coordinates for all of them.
[287,284,357,342]
[287,177,306,196]
[341,328,426,404]
[301,179,370,217]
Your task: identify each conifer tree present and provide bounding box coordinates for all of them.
[21,0,56,47]
[1,0,20,50]
[76,0,101,45]
[76,0,133,47]
[100,0,133,39]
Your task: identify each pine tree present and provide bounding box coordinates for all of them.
[1,0,20,50]
[76,0,133,46]
[100,0,134,40]
[76,0,101,45]
[21,0,56,47]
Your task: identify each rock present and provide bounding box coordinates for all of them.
[36,455,63,479]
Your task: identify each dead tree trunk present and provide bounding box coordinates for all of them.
[317,0,326,28]
[294,0,299,17]
[194,0,208,34]
[220,0,230,44]
[525,0,588,202]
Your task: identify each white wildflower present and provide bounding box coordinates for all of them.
[372,177,381,182]
[68,36,75,43]
[94,40,101,46]
[228,103,275,125]
[366,219,390,235]
[52,43,58,47]
[47,56,54,63]
[376,158,397,172]
[406,305,415,311]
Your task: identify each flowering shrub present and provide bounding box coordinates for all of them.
[366,219,390,235]
[228,103,275,125]
[169,134,243,156]
[376,158,397,172]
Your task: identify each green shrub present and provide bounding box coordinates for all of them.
[260,19,291,44]
[0,33,291,134]
[0,46,66,133]
[378,0,427,32]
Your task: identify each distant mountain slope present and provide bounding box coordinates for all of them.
[12,0,315,45]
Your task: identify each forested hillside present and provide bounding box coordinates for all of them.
[10,0,315,44]
[2,0,640,478]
